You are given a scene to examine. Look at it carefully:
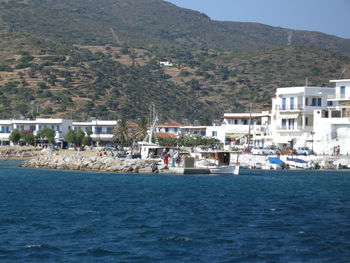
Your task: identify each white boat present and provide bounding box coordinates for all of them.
[209,163,240,175]
[194,150,240,175]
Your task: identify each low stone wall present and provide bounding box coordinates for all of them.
[0,146,42,159]
[20,153,156,173]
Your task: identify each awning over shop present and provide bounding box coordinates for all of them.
[225,133,244,139]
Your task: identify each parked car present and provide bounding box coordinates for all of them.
[262,145,281,155]
[295,147,313,156]
[251,146,264,155]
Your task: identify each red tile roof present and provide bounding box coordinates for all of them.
[155,132,177,138]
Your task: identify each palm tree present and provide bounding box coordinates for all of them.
[112,119,132,147]
[133,117,148,142]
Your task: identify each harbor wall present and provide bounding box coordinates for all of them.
[20,154,157,173]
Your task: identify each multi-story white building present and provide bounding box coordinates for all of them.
[0,120,13,146]
[205,112,271,148]
[72,120,118,145]
[0,118,73,145]
[271,86,334,149]
[313,79,350,155]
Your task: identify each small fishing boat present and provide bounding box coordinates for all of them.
[209,163,240,175]
[194,150,240,175]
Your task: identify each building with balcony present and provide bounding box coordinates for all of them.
[72,120,118,145]
[271,86,334,148]
[0,118,73,146]
[155,123,183,136]
[313,79,350,155]
[206,112,271,148]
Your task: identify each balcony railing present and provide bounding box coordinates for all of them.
[275,104,303,111]
[276,125,301,131]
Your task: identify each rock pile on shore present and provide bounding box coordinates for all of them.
[0,146,42,159]
[20,153,156,173]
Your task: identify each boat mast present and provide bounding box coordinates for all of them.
[247,102,252,148]
[148,104,158,144]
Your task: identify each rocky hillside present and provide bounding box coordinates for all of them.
[0,0,350,123]
[0,0,349,55]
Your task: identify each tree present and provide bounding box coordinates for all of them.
[75,129,86,147]
[133,117,148,142]
[21,132,35,145]
[112,119,132,147]
[36,128,56,144]
[9,129,21,145]
[65,130,76,147]
[65,129,86,148]
[82,128,93,146]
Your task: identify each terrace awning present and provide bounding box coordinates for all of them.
[225,133,244,139]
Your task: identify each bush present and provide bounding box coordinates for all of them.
[0,65,13,72]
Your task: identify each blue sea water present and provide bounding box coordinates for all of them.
[0,160,349,263]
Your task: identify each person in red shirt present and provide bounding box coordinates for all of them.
[163,152,169,166]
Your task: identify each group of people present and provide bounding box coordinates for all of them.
[97,149,120,157]
[151,151,182,173]
[163,151,181,168]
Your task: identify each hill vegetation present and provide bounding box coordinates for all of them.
[1,0,350,55]
[0,0,350,123]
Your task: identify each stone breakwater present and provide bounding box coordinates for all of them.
[20,154,157,173]
[0,146,42,159]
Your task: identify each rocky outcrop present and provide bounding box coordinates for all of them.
[0,146,42,159]
[20,154,157,173]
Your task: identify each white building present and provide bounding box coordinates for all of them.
[271,86,334,149]
[72,120,118,145]
[0,118,73,145]
[313,79,350,155]
[159,61,174,67]
[155,123,182,135]
[0,120,13,146]
[219,113,271,147]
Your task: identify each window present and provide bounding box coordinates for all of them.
[312,98,316,106]
[290,97,294,110]
[317,98,322,106]
[340,86,346,99]
[305,117,308,126]
[212,131,217,137]
[288,119,295,129]
[234,119,238,125]
[281,119,287,128]
[106,127,112,134]
[282,97,286,110]
[305,97,309,106]
[327,101,333,106]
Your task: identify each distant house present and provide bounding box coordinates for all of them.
[159,61,174,67]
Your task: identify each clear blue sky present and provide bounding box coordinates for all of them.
[167,0,350,39]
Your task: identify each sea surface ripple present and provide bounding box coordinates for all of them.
[0,160,349,262]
